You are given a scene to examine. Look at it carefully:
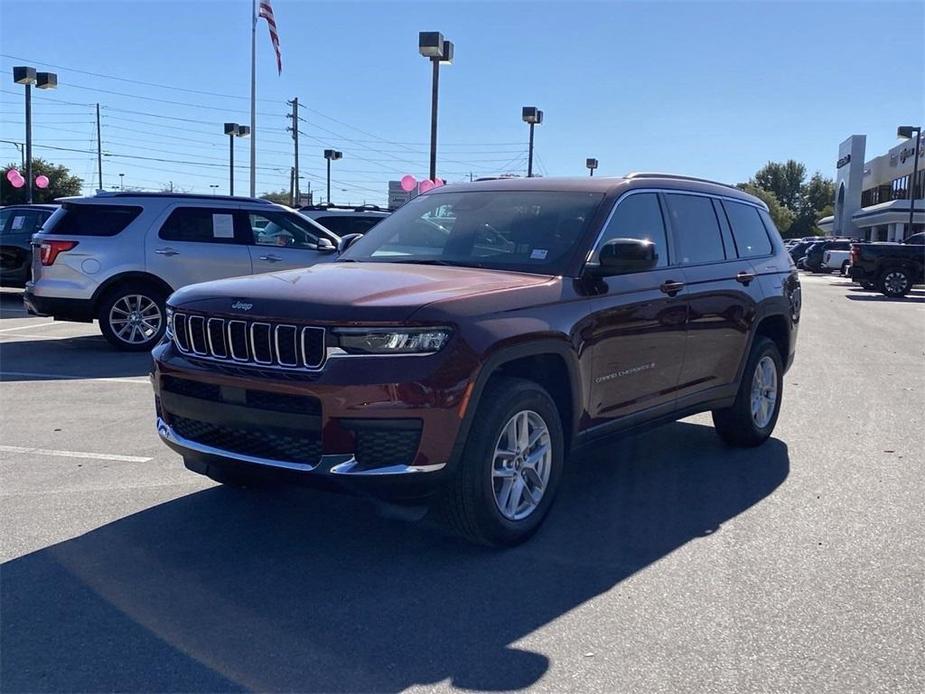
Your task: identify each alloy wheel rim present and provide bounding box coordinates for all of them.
[109,294,162,344]
[750,355,778,429]
[491,410,552,521]
[884,272,907,294]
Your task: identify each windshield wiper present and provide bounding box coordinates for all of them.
[385,258,460,266]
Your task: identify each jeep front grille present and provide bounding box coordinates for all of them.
[173,312,325,370]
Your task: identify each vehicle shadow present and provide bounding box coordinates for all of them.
[0,289,30,319]
[0,335,152,381]
[845,294,925,304]
[0,422,789,692]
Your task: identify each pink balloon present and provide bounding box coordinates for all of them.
[5,169,19,183]
[418,180,435,193]
[35,175,50,189]
[10,174,25,189]
[400,174,417,192]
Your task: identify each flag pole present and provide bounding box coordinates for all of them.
[249,0,257,197]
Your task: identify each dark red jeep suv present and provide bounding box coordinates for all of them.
[151,173,800,545]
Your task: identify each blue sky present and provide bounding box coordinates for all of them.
[1,0,923,205]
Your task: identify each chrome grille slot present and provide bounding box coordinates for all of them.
[172,312,326,371]
[275,325,299,366]
[173,313,190,352]
[207,318,227,358]
[188,315,208,355]
[228,320,249,361]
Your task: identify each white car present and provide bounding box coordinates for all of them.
[822,248,852,274]
[25,192,340,351]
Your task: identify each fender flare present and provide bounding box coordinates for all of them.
[90,272,175,311]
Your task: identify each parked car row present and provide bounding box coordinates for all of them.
[20,194,389,350]
[786,232,924,297]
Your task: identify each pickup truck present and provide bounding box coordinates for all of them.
[849,232,925,297]
[822,248,852,274]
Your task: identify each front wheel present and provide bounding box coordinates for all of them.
[98,284,167,351]
[438,377,565,546]
[878,268,912,298]
[712,337,783,447]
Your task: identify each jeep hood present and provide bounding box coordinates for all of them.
[168,262,558,322]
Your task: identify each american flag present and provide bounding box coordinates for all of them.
[258,0,282,74]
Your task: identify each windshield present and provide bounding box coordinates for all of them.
[341,190,605,274]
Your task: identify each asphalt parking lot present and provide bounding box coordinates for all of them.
[1,275,923,693]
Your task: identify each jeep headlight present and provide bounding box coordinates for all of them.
[333,327,452,355]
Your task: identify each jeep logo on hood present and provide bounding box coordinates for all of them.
[231,300,253,311]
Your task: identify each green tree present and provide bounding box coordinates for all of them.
[737,183,795,235]
[753,160,807,212]
[1,159,83,204]
[260,189,292,205]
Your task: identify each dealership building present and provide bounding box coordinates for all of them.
[819,132,925,240]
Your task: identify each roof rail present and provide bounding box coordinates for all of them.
[624,172,738,190]
[94,191,274,204]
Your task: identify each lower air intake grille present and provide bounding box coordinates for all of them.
[171,416,322,464]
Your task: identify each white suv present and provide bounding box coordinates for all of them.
[25,192,339,351]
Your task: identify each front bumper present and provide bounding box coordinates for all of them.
[151,339,479,500]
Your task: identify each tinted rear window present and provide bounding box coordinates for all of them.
[664,193,726,264]
[723,201,772,257]
[44,203,142,237]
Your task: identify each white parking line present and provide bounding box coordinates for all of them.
[1,370,149,384]
[0,445,151,463]
[0,321,56,333]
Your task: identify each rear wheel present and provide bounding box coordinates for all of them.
[98,283,167,351]
[439,377,565,546]
[712,337,783,447]
[878,267,912,298]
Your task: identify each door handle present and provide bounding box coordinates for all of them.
[154,247,179,256]
[258,254,283,263]
[660,280,685,296]
[736,271,755,285]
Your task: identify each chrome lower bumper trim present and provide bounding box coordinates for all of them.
[157,418,446,476]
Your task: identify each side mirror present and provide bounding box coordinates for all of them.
[585,238,658,277]
[337,233,364,254]
[316,237,336,253]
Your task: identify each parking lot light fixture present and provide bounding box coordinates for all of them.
[897,125,922,238]
[324,149,343,204]
[419,32,452,181]
[522,107,543,177]
[13,66,57,203]
[224,123,250,196]
[586,158,598,177]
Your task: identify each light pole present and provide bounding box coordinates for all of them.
[224,123,250,196]
[419,32,454,182]
[12,67,57,204]
[586,158,598,177]
[209,184,219,196]
[522,106,543,177]
[119,173,125,191]
[898,125,922,238]
[324,149,342,204]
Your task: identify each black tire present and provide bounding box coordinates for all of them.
[712,337,783,448]
[877,267,912,298]
[438,377,565,546]
[840,261,850,276]
[97,283,167,351]
[860,281,875,290]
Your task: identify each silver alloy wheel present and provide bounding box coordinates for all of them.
[109,294,162,345]
[750,355,778,429]
[883,271,908,295]
[491,410,552,521]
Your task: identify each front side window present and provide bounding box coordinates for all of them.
[159,208,239,243]
[664,194,726,264]
[248,211,329,249]
[342,190,605,274]
[592,193,668,267]
[723,201,772,257]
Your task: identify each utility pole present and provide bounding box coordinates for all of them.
[287,98,300,206]
[95,104,103,192]
[289,166,295,206]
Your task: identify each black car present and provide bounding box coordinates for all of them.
[802,239,853,273]
[848,233,925,297]
[298,204,390,236]
[0,204,58,287]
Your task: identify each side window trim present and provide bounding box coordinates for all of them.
[713,198,738,259]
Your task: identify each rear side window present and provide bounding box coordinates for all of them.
[594,193,668,267]
[723,201,773,257]
[664,193,726,264]
[44,203,141,237]
[159,207,239,243]
[0,209,50,235]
